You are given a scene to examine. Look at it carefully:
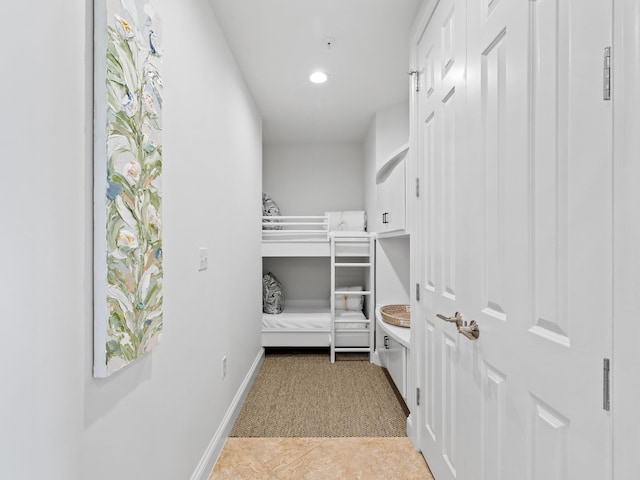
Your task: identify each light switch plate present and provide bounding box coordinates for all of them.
[198,247,208,271]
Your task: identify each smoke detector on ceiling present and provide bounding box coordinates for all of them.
[324,37,335,49]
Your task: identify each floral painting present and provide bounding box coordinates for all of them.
[94,0,163,377]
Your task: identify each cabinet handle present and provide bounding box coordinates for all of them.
[384,335,390,349]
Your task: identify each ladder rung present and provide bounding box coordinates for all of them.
[334,263,371,267]
[336,328,370,334]
[335,291,371,295]
[334,319,370,324]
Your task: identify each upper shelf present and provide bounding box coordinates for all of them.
[375,143,409,185]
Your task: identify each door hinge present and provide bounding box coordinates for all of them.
[603,358,611,411]
[416,177,420,198]
[603,47,611,101]
[417,387,421,406]
[408,70,420,93]
[416,283,420,301]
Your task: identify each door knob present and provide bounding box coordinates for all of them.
[458,320,480,340]
[437,312,480,340]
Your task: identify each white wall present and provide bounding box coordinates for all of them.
[0,1,263,479]
[375,102,410,171]
[376,237,411,305]
[0,3,86,477]
[263,143,364,215]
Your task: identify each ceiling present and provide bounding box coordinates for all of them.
[209,0,423,144]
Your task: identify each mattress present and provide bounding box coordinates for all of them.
[262,306,368,330]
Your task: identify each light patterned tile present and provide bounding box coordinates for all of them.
[273,437,419,480]
[232,437,323,472]
[346,437,421,476]
[392,450,435,480]
[211,437,434,480]
[208,439,274,480]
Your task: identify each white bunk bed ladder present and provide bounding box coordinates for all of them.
[330,232,375,363]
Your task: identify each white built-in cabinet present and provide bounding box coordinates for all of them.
[375,309,409,402]
[373,141,411,412]
[375,144,409,236]
[368,107,412,419]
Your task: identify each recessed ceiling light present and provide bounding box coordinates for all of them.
[309,71,329,84]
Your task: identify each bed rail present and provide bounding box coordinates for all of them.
[262,215,329,242]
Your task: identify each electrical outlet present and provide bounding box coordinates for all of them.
[222,355,227,379]
[198,247,208,271]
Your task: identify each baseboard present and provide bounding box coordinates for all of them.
[406,414,417,449]
[371,349,383,367]
[190,347,265,480]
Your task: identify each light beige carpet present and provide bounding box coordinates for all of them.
[230,350,408,438]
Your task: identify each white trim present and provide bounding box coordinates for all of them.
[613,1,640,477]
[375,143,409,184]
[262,241,330,257]
[262,330,331,347]
[371,349,383,367]
[409,0,439,53]
[190,348,265,480]
[406,414,415,446]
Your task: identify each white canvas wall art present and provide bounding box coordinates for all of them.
[94,0,163,377]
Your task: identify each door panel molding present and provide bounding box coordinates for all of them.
[480,362,506,480]
[481,28,508,321]
[530,396,569,480]
[442,332,458,476]
[529,0,570,346]
[441,87,457,300]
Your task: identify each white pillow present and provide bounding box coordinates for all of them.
[336,285,364,311]
[325,211,367,231]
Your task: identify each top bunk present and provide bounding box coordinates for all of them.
[262,211,371,257]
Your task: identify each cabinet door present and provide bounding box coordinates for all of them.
[376,180,389,232]
[377,159,406,234]
[385,159,406,232]
[386,336,406,400]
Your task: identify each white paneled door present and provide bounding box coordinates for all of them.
[412,1,612,479]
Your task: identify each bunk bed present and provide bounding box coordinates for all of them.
[261,213,375,362]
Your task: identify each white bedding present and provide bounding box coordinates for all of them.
[262,306,368,330]
[325,211,367,232]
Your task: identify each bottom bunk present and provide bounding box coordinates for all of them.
[262,305,370,348]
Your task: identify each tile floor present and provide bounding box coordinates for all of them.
[209,436,434,479]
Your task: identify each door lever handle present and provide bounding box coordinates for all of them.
[437,312,480,340]
[437,312,464,325]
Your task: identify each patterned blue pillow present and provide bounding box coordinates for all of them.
[262,193,282,230]
[263,272,284,314]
